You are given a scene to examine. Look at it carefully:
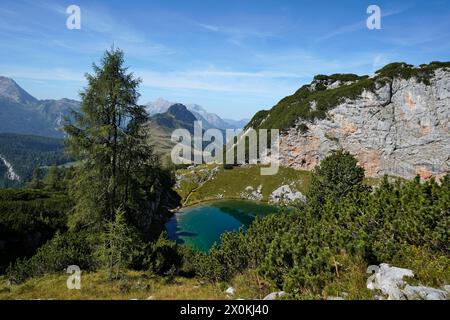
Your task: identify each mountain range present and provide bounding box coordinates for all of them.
[0,77,80,138]
[0,77,246,173]
[2,61,449,181]
[0,78,248,139]
[146,98,249,130]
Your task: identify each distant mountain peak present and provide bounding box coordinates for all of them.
[0,76,81,138]
[167,104,197,123]
[0,76,38,105]
[145,99,249,130]
[147,98,174,114]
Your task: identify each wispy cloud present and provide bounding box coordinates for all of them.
[29,1,172,57]
[0,65,85,82]
[316,6,412,42]
[196,22,276,45]
[136,68,299,96]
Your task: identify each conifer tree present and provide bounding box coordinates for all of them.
[98,209,134,280]
[44,165,62,191]
[307,150,365,205]
[64,48,164,232]
[27,167,44,189]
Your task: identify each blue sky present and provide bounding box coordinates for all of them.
[0,0,449,119]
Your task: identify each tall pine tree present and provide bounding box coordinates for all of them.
[64,48,168,234]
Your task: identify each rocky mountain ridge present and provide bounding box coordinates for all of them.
[146,98,248,130]
[0,77,80,138]
[249,62,450,179]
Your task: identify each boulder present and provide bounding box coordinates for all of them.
[366,264,414,300]
[367,263,449,300]
[225,287,235,296]
[263,291,286,300]
[269,185,306,205]
[403,285,448,300]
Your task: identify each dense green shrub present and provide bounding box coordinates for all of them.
[0,189,72,273]
[7,230,97,284]
[144,232,182,276]
[97,209,137,280]
[307,150,366,205]
[193,152,450,296]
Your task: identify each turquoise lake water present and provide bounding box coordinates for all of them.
[165,200,279,252]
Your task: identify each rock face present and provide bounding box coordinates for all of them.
[0,155,20,181]
[403,285,448,300]
[272,68,450,179]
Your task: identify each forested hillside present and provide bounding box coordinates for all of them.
[0,134,73,187]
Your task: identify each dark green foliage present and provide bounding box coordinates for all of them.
[26,167,44,189]
[192,152,449,295]
[245,110,270,130]
[97,209,136,280]
[365,175,449,261]
[248,61,450,131]
[63,48,174,234]
[43,165,64,191]
[125,232,196,278]
[145,232,182,276]
[7,230,97,284]
[0,133,73,188]
[308,150,366,205]
[313,73,366,83]
[297,123,309,134]
[0,189,69,233]
[375,61,450,85]
[0,189,72,273]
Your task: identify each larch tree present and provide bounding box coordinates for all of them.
[64,48,167,234]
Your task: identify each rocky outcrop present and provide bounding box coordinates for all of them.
[260,65,450,179]
[367,264,449,300]
[240,185,263,201]
[0,154,20,181]
[269,185,305,205]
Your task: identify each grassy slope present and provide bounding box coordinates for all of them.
[176,164,312,206]
[0,269,277,300]
[2,246,447,300]
[145,122,176,161]
[175,164,395,206]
